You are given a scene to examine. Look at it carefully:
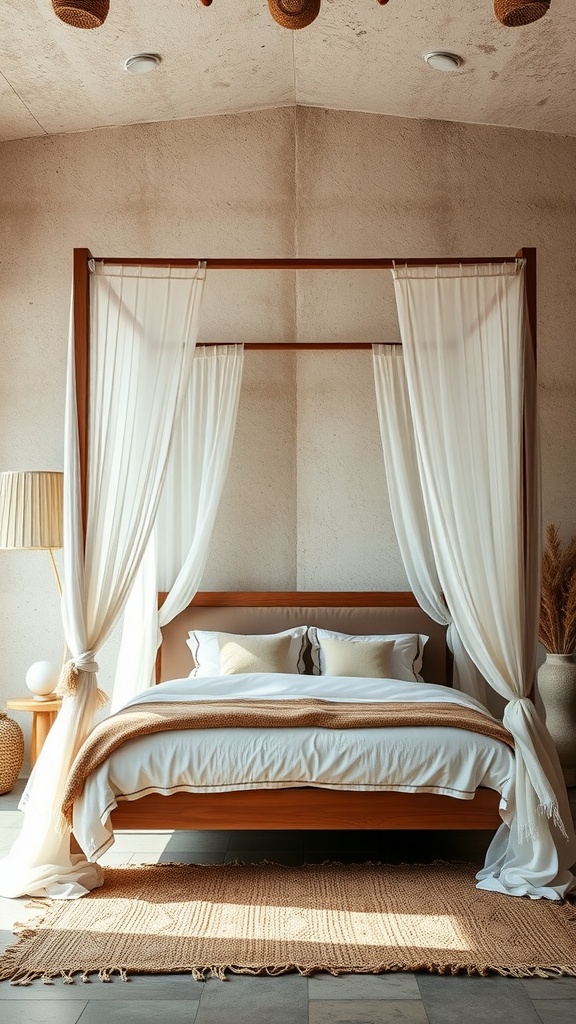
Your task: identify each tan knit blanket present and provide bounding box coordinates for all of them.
[61,697,514,824]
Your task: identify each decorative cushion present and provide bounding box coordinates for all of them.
[308,627,428,682]
[187,625,308,677]
[320,636,394,678]
[217,633,294,675]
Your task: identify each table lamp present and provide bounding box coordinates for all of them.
[0,471,64,699]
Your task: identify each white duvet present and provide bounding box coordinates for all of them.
[73,674,515,861]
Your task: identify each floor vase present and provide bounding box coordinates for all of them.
[0,712,24,794]
[537,653,576,787]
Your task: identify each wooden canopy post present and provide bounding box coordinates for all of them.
[516,247,539,701]
[517,246,537,363]
[72,247,93,545]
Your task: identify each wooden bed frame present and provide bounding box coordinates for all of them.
[107,590,503,833]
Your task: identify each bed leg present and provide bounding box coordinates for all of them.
[70,833,84,856]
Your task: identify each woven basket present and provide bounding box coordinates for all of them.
[51,0,110,29]
[494,0,550,25]
[268,0,321,29]
[0,713,24,795]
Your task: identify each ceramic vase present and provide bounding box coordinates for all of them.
[537,653,576,787]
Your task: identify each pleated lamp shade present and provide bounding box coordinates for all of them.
[0,472,64,550]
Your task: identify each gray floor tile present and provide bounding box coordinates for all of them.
[0,1000,87,1023]
[304,849,384,865]
[95,851,133,867]
[110,833,180,854]
[0,927,17,956]
[226,838,305,856]
[530,999,576,1023]
[301,850,341,864]
[224,849,305,865]
[112,831,229,854]
[308,999,429,1022]
[0,811,25,828]
[309,972,421,999]
[77,998,198,1023]
[417,974,543,1023]
[304,833,386,856]
[162,832,231,853]
[226,830,305,848]
[0,973,202,999]
[0,895,34,927]
[133,851,225,865]
[195,973,308,1024]
[522,976,576,997]
[0,779,27,810]
[0,828,25,851]
[0,897,40,954]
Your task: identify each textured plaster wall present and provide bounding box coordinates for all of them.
[1,106,576,763]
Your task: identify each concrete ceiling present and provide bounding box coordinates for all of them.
[1,0,575,143]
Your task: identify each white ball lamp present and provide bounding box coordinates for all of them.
[25,661,60,701]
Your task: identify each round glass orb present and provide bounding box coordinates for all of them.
[25,661,60,700]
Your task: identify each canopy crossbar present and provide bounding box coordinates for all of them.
[95,255,524,270]
[198,342,376,349]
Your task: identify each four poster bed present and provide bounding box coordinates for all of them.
[2,245,575,903]
[66,249,535,845]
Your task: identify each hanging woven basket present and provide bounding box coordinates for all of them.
[268,0,321,29]
[51,0,110,29]
[494,0,550,26]
[0,712,24,795]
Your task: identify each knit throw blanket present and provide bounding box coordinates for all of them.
[61,698,514,824]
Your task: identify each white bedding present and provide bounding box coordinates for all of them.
[72,674,515,860]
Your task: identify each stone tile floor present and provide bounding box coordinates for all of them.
[1,779,575,1023]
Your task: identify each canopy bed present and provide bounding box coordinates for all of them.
[1,246,575,904]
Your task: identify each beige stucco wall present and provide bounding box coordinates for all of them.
[1,106,575,764]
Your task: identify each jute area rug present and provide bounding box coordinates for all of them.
[2,861,576,985]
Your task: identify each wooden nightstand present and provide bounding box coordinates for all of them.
[6,697,62,766]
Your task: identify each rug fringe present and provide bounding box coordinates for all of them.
[4,961,576,985]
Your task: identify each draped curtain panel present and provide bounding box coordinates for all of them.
[392,261,576,898]
[0,263,206,899]
[372,344,487,705]
[113,344,244,711]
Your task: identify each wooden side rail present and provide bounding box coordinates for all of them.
[108,788,502,832]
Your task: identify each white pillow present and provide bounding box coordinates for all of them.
[187,625,308,677]
[307,626,428,682]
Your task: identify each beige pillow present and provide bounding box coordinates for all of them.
[218,633,294,675]
[321,636,394,678]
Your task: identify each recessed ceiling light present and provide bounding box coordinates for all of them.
[424,51,463,72]
[123,53,162,75]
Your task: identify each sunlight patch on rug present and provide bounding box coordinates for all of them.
[47,900,471,950]
[1,861,575,984]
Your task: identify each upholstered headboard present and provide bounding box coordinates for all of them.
[158,592,449,686]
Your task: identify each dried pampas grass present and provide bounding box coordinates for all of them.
[539,524,576,654]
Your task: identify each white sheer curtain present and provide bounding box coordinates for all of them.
[112,344,244,710]
[393,261,576,898]
[372,344,487,704]
[0,263,205,899]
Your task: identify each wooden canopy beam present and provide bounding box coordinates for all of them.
[94,255,521,270]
